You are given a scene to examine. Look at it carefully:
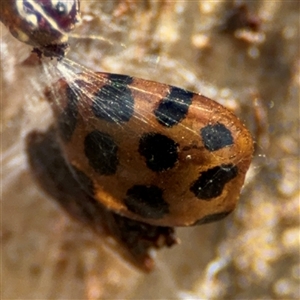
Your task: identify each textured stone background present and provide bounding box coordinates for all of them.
[1,1,299,299]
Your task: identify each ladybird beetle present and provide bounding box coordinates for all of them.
[0,0,80,57]
[45,71,254,227]
[2,0,254,270]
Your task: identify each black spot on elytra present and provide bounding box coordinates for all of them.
[200,123,234,151]
[139,133,178,172]
[92,74,134,123]
[124,185,169,219]
[84,130,119,175]
[193,211,232,225]
[154,86,193,127]
[57,85,79,141]
[190,164,238,199]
